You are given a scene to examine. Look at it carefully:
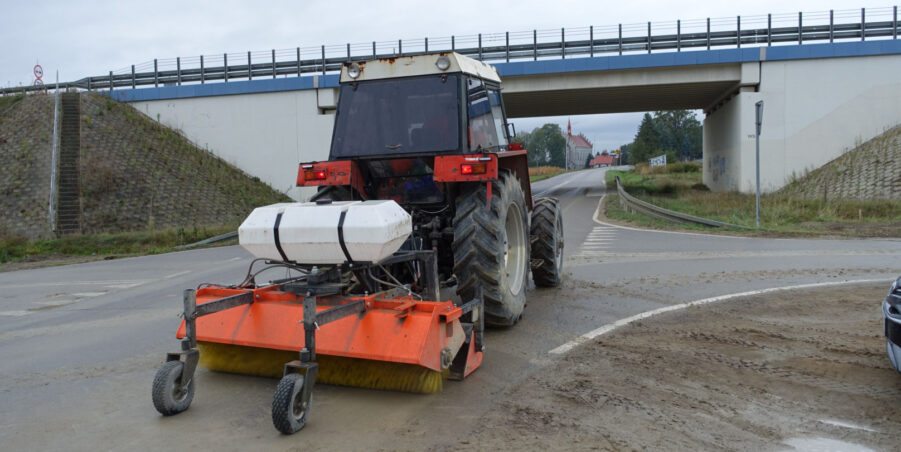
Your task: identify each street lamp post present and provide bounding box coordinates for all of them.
[755,100,764,229]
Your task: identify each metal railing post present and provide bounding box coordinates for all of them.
[861,8,866,41]
[176,57,181,85]
[561,28,565,59]
[296,48,301,75]
[798,12,802,44]
[154,59,158,87]
[589,26,593,57]
[478,33,482,60]
[505,32,509,62]
[372,41,376,58]
[109,71,113,91]
[272,49,277,78]
[321,45,326,74]
[894,6,898,39]
[618,24,622,55]
[647,22,651,53]
[224,53,229,82]
[677,20,681,51]
[247,51,252,80]
[398,39,402,55]
[533,30,537,60]
[200,56,204,84]
[767,14,772,46]
[830,10,834,42]
[346,43,350,60]
[707,18,711,49]
[452,36,455,52]
[131,65,136,88]
[425,37,428,53]
[737,16,741,47]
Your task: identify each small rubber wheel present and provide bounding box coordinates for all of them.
[151,360,195,416]
[272,373,311,434]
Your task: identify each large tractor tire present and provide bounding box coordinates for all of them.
[530,197,564,287]
[453,171,529,326]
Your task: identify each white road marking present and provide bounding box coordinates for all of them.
[164,270,192,279]
[0,311,32,317]
[71,292,106,297]
[818,419,878,433]
[0,280,146,289]
[572,227,618,258]
[548,278,891,355]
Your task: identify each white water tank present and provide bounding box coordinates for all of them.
[238,200,412,264]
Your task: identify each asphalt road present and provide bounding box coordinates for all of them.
[1,167,899,451]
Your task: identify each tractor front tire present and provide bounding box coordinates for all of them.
[530,197,564,287]
[453,172,529,326]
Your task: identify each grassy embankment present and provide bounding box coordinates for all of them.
[605,163,901,237]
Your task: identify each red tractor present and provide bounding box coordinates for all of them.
[299,52,564,325]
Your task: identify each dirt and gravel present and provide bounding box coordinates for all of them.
[460,283,900,451]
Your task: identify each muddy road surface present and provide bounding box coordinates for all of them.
[466,283,900,451]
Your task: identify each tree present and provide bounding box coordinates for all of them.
[524,123,566,167]
[621,110,702,164]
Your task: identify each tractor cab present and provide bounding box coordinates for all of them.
[301,53,515,206]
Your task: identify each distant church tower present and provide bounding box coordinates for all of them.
[564,119,593,170]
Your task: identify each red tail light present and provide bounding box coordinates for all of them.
[305,170,327,181]
[460,164,487,175]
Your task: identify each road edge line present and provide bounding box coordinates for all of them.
[548,278,890,356]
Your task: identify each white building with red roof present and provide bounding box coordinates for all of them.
[565,119,593,170]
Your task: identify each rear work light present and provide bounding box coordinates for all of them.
[305,170,327,181]
[460,163,487,175]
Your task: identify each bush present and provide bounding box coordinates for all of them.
[666,162,701,173]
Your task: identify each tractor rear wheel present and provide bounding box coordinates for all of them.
[530,197,564,287]
[453,171,529,326]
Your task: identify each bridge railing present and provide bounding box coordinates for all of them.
[3,6,898,95]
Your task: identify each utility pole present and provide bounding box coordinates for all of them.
[755,100,764,229]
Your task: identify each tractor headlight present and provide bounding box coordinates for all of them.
[347,63,362,79]
[435,56,451,71]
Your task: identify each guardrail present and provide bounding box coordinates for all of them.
[174,231,238,250]
[615,176,747,229]
[2,6,898,95]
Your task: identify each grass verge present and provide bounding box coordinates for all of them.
[604,165,901,237]
[0,225,237,266]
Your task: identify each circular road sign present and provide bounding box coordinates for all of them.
[33,79,44,86]
[34,64,44,79]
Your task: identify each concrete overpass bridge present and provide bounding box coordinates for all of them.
[22,7,901,199]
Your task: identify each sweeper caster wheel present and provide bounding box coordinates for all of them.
[272,373,311,434]
[152,361,195,416]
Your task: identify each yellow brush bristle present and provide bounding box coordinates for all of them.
[197,342,444,394]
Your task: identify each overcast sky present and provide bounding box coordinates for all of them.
[2,0,874,151]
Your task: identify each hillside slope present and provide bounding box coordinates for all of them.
[0,93,291,240]
[781,126,901,200]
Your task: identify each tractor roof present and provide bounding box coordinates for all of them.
[339,52,501,84]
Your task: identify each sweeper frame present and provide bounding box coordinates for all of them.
[152,250,485,434]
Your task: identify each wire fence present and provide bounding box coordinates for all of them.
[2,6,898,95]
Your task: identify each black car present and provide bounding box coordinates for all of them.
[884,276,901,373]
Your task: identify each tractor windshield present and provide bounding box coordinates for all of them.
[330,74,461,159]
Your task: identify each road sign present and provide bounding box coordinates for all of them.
[34,64,44,79]
[33,79,44,86]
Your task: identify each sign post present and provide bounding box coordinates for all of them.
[755,101,764,229]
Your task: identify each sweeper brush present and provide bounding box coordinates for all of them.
[152,200,484,433]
